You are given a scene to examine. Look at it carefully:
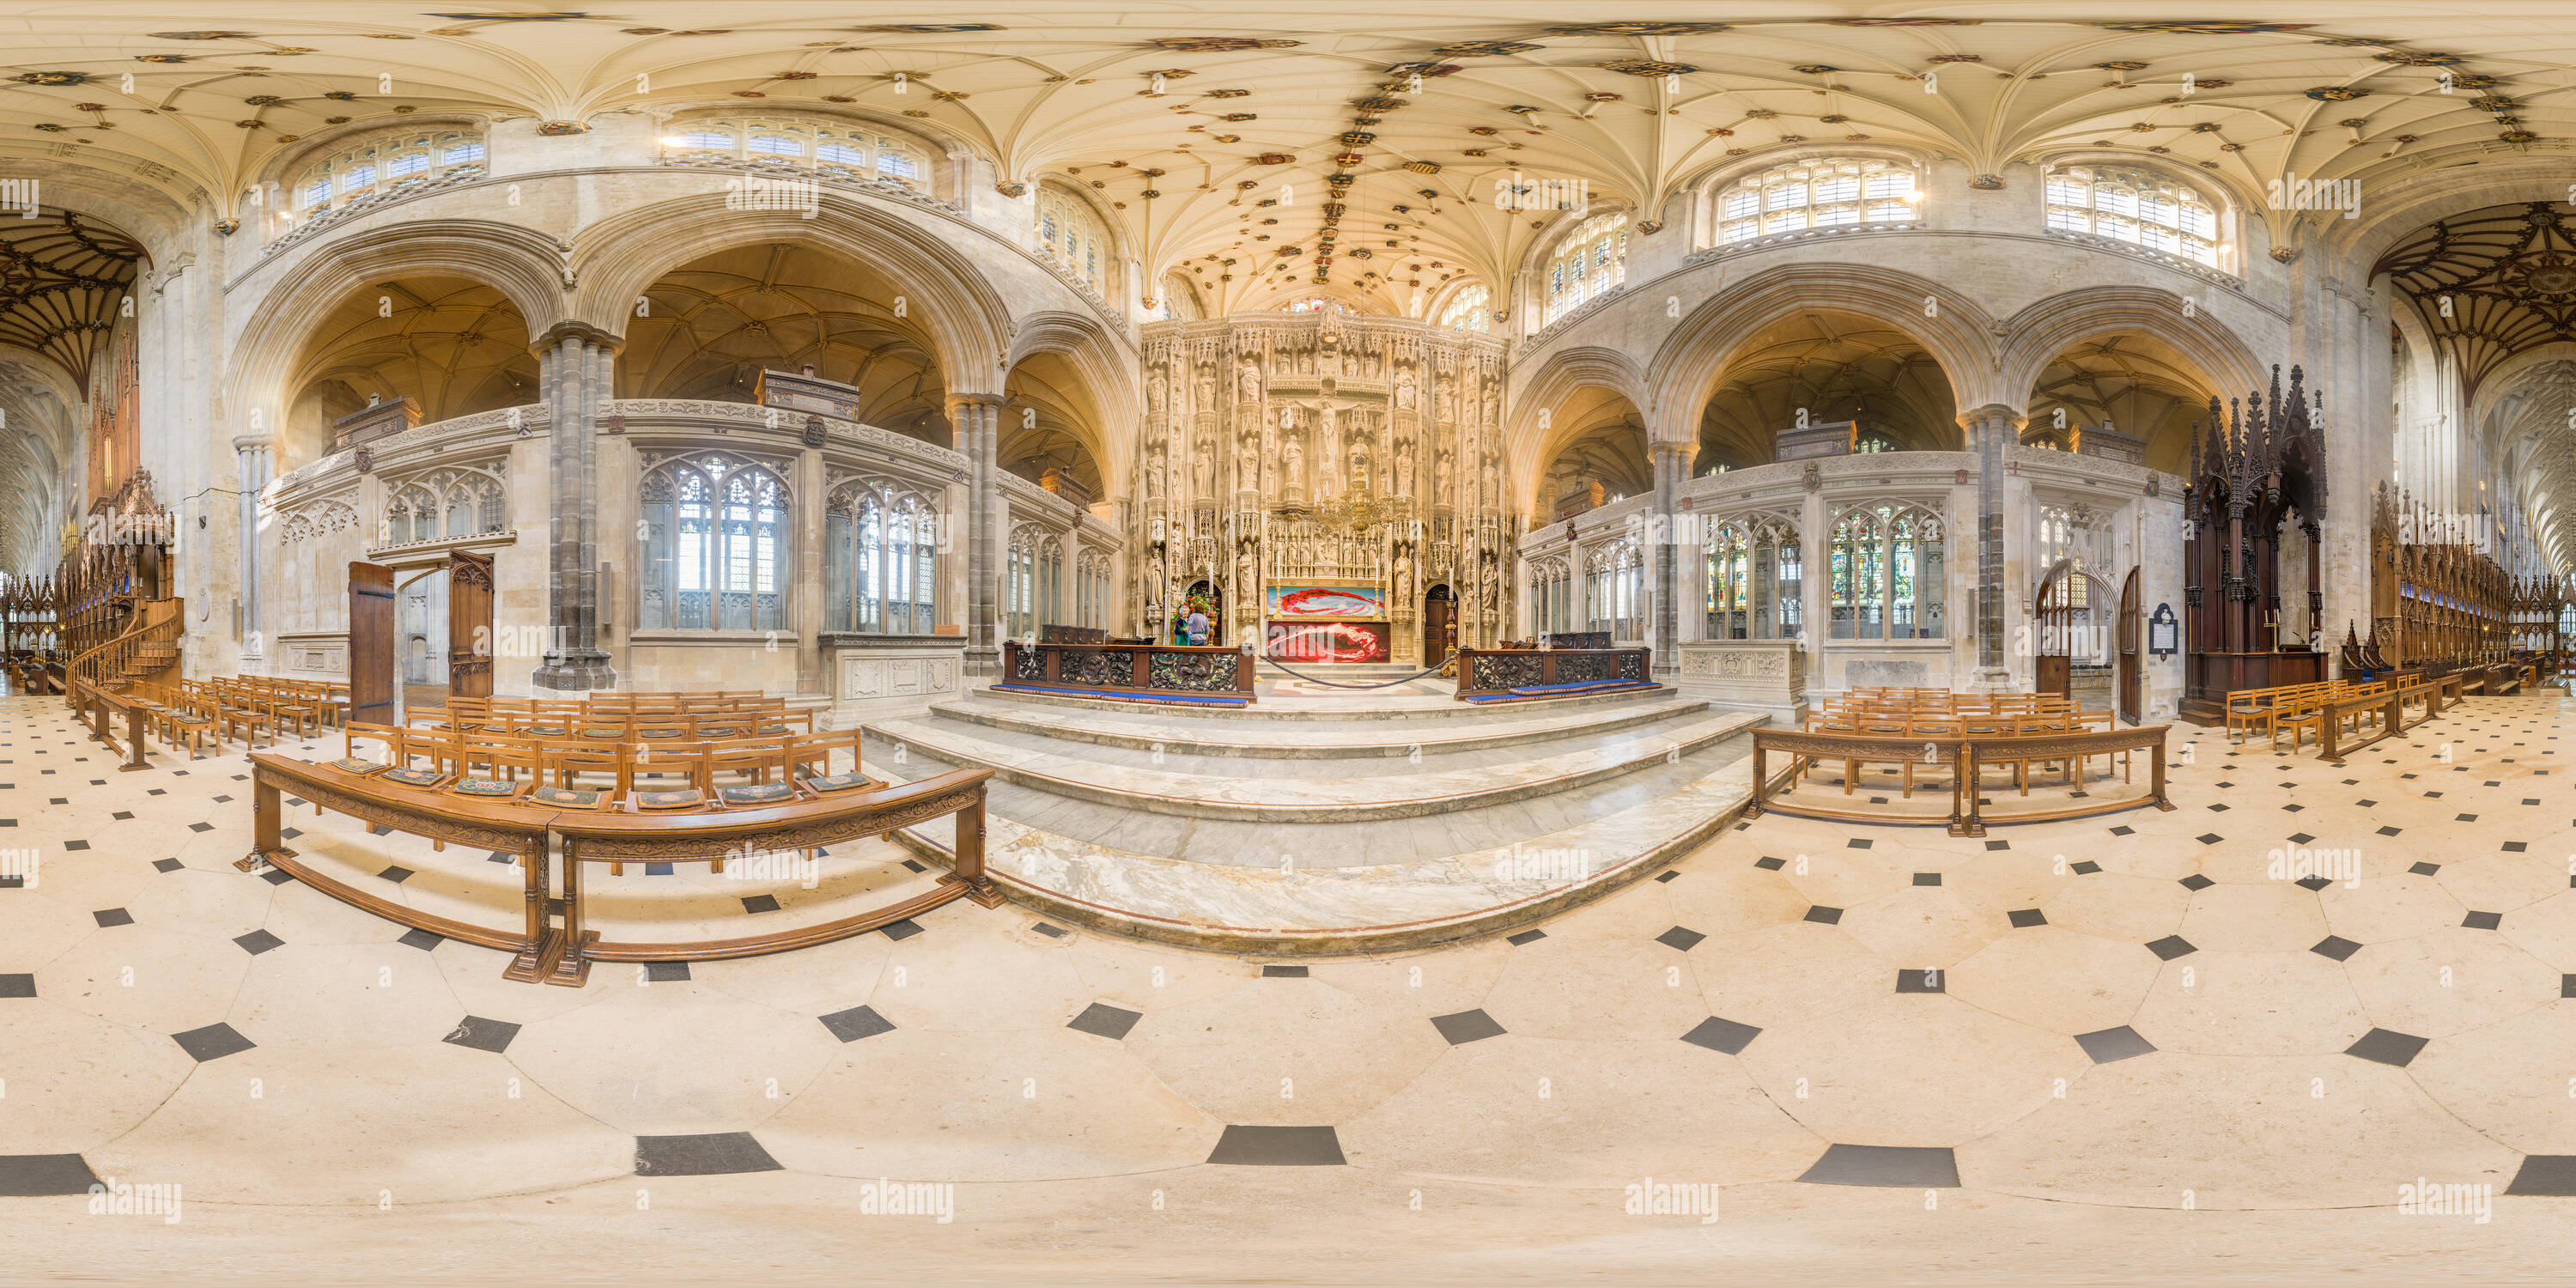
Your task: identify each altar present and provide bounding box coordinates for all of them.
[1265,581,1391,663]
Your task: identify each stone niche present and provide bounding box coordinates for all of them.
[823,635,965,726]
[1677,640,1806,725]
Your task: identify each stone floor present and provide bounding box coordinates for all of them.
[3,690,2574,1284]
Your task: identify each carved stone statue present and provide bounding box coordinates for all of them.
[1147,377,1167,422]
[1395,447,1415,498]
[1281,434,1304,490]
[1193,434,1215,496]
[1435,447,1453,496]
[1194,364,1213,412]
[1236,356,1262,402]
[1394,368,1419,410]
[1144,444,1165,500]
[1394,551,1413,605]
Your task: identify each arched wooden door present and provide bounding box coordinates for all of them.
[1423,584,1455,666]
[2033,560,2080,699]
[348,562,396,728]
[447,550,494,699]
[2117,567,2142,725]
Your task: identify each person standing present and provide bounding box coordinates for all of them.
[1185,606,1210,647]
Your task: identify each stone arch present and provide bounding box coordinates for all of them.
[1648,262,1997,428]
[1508,346,1651,518]
[569,196,1011,395]
[226,220,568,439]
[1005,312,1136,503]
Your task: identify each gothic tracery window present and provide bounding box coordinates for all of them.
[1583,539,1644,640]
[637,454,787,632]
[1716,156,1917,246]
[2044,165,2221,267]
[1439,284,1492,332]
[1704,517,1802,640]
[294,131,485,214]
[1544,212,1628,324]
[659,117,930,189]
[1828,501,1946,640]
[824,478,942,635]
[1037,185,1109,289]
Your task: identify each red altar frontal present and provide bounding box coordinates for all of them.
[1267,620,1390,663]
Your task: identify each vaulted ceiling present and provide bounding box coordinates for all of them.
[0,6,2569,316]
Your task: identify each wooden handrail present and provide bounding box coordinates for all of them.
[235,751,999,986]
[1746,724,2176,836]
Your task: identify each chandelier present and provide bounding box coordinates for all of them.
[1312,474,1396,533]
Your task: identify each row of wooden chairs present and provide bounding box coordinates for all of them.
[334,724,880,874]
[2224,679,2390,749]
[425,694,814,742]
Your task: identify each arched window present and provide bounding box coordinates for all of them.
[1828,502,1946,640]
[638,454,788,632]
[1006,524,1064,640]
[1438,284,1492,332]
[1716,156,1917,246]
[1528,555,1574,635]
[1583,539,1645,640]
[2044,165,2221,267]
[1544,212,1628,323]
[294,131,485,214]
[1074,550,1114,629]
[824,479,942,634]
[1704,515,1802,640]
[1037,185,1109,289]
[659,117,932,191]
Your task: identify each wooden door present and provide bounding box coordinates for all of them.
[1424,586,1455,666]
[447,550,495,699]
[2117,567,2142,726]
[348,562,396,728]
[2037,653,2071,699]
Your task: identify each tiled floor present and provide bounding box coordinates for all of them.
[3,691,2574,1283]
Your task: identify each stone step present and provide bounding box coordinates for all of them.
[861,708,1765,823]
[872,748,1769,954]
[926,692,1714,758]
[969,677,1676,722]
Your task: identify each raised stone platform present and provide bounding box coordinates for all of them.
[864,682,1772,953]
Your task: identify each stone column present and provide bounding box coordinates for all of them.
[232,434,276,657]
[1959,404,2023,686]
[951,395,1004,676]
[1649,440,1694,677]
[532,323,620,694]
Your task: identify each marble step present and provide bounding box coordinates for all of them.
[924,692,1713,758]
[861,709,1765,823]
[969,678,1676,722]
[872,748,1769,954]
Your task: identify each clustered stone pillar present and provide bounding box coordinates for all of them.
[1959,404,2021,685]
[1649,440,1693,677]
[232,433,276,656]
[532,324,618,694]
[951,395,1003,676]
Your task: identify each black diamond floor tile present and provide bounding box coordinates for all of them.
[818,1005,894,1042]
[1206,1125,1345,1166]
[1680,1016,1762,1055]
[634,1132,782,1177]
[1430,1008,1506,1046]
[1068,1002,1145,1041]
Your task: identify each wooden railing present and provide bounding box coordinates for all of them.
[1452,647,1650,699]
[1000,640,1256,702]
[235,751,1000,986]
[1746,724,2175,836]
[64,598,181,771]
[2314,678,2448,765]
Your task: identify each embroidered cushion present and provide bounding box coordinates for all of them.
[529,786,602,807]
[695,726,740,738]
[756,723,792,735]
[804,772,875,793]
[638,727,683,739]
[328,757,390,775]
[720,782,795,805]
[526,725,568,736]
[579,727,625,739]
[451,778,519,798]
[635,789,704,810]
[380,767,445,788]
